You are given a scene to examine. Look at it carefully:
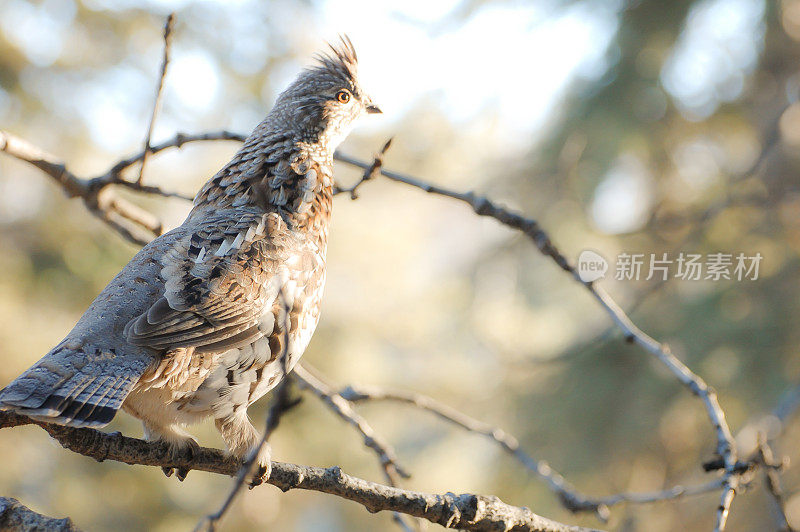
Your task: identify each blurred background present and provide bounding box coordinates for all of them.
[0,0,799,530]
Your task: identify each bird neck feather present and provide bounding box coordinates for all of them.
[189,127,335,230]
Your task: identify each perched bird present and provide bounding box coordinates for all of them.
[0,37,380,481]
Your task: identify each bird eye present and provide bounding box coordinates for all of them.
[336,90,351,104]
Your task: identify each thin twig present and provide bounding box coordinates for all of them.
[294,363,416,531]
[95,210,152,246]
[340,384,727,519]
[113,179,193,201]
[0,130,87,197]
[334,146,741,526]
[99,188,163,234]
[196,290,295,532]
[755,432,793,532]
[0,130,158,245]
[294,364,410,480]
[137,13,175,186]
[108,130,246,176]
[334,137,393,199]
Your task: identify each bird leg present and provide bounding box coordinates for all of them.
[215,412,272,487]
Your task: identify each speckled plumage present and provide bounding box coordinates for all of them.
[0,37,379,473]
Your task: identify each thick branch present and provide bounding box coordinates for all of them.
[0,497,79,532]
[0,130,166,245]
[0,412,591,532]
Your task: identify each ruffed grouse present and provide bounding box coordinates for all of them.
[0,37,380,480]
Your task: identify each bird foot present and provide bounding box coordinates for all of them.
[160,436,200,481]
[247,443,272,489]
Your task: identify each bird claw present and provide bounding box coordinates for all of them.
[160,437,199,481]
[248,462,271,489]
[161,465,190,481]
[176,467,190,481]
[245,443,272,489]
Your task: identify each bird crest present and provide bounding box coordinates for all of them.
[314,35,358,86]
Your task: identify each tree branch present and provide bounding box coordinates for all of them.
[0,497,80,532]
[137,13,175,185]
[754,432,793,532]
[0,128,746,529]
[0,130,168,245]
[339,383,727,519]
[295,364,410,480]
[334,137,393,199]
[0,411,593,532]
[294,363,417,530]
[107,130,246,176]
[0,130,87,198]
[333,147,741,530]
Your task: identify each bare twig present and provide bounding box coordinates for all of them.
[294,363,416,530]
[137,13,175,186]
[0,130,87,198]
[0,130,160,245]
[1,127,219,245]
[334,151,573,271]
[1,128,247,245]
[0,497,80,532]
[334,146,741,529]
[755,433,793,532]
[196,290,295,532]
[1,126,746,527]
[340,383,590,509]
[107,130,246,176]
[113,179,193,201]
[334,137,393,199]
[98,188,163,234]
[0,412,594,532]
[340,384,727,519]
[294,364,410,481]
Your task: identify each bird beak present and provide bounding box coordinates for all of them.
[366,102,382,114]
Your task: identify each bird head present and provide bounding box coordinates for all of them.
[271,36,380,152]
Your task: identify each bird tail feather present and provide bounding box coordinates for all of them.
[0,344,152,428]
